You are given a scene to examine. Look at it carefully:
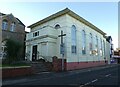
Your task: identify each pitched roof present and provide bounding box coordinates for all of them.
[28,8,106,35]
[0,12,25,27]
[16,17,25,27]
[0,12,6,16]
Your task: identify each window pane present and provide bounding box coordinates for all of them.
[33,33,35,37]
[2,20,8,30]
[37,31,39,36]
[103,40,105,56]
[82,30,86,54]
[72,45,76,53]
[100,38,103,56]
[71,25,77,53]
[95,36,98,55]
[89,33,92,54]
[10,22,15,31]
[35,32,37,36]
[55,24,60,29]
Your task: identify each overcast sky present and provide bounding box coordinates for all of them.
[0,2,118,49]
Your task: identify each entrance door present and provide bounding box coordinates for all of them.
[32,45,37,61]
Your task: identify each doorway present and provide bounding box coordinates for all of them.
[32,45,37,61]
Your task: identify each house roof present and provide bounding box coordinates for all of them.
[0,12,6,16]
[28,8,106,36]
[0,12,25,27]
[16,17,25,27]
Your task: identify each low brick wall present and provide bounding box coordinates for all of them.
[67,61,107,70]
[1,66,33,79]
[52,56,66,72]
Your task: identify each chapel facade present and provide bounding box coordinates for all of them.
[26,8,111,70]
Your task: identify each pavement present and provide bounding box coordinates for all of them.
[2,63,119,86]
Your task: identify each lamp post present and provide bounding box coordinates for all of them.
[58,30,66,71]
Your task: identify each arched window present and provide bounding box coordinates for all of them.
[103,40,105,56]
[71,25,77,53]
[95,36,98,55]
[55,24,60,29]
[89,33,93,54]
[82,30,86,54]
[100,38,103,56]
[10,22,16,31]
[2,20,8,30]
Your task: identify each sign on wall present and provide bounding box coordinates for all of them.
[60,43,65,55]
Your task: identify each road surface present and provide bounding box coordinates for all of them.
[2,64,120,87]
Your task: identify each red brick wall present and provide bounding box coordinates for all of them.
[52,56,106,71]
[67,61,106,70]
[2,67,33,79]
[2,30,25,43]
[52,57,66,72]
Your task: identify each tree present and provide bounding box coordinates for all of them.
[4,39,22,64]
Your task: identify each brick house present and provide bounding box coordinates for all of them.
[0,12,25,59]
[26,8,111,71]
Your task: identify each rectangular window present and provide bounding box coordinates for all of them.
[33,31,39,37]
[37,31,39,36]
[10,23,15,32]
[33,33,35,37]
[35,32,37,36]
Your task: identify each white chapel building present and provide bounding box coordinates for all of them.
[26,8,110,70]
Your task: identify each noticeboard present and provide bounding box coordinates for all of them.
[60,43,65,54]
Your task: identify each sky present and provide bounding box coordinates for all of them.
[0,2,118,49]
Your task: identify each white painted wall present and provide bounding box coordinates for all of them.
[26,15,67,61]
[65,14,106,63]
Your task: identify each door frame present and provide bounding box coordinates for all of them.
[32,45,37,61]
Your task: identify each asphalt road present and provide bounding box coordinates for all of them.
[2,64,120,87]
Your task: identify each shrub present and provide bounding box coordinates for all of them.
[3,39,22,64]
